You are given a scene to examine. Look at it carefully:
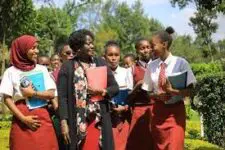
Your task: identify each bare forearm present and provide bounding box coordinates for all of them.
[61,119,67,125]
[34,90,55,100]
[4,96,25,122]
[51,96,58,110]
[169,88,192,97]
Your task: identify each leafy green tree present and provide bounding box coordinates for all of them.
[35,7,72,55]
[95,25,119,55]
[216,39,225,53]
[0,0,36,74]
[63,0,99,30]
[95,0,163,55]
[35,0,100,55]
[170,0,225,13]
[170,0,224,62]
[171,35,204,63]
[190,8,218,62]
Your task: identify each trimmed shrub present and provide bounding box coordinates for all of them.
[0,114,12,121]
[193,73,225,148]
[191,62,223,77]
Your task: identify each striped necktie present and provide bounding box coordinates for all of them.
[158,62,166,92]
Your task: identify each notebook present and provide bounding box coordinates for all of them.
[165,71,187,104]
[86,66,107,102]
[112,89,129,106]
[21,71,47,109]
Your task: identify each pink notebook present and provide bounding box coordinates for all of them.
[86,66,107,102]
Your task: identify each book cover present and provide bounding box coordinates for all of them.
[86,66,107,102]
[165,71,187,104]
[21,71,47,109]
[112,89,129,106]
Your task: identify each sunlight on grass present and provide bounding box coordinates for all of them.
[0,128,10,150]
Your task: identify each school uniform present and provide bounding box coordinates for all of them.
[0,64,58,150]
[111,66,132,150]
[126,60,154,150]
[142,53,196,150]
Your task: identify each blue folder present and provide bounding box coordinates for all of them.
[22,72,47,109]
[165,71,187,104]
[112,89,129,106]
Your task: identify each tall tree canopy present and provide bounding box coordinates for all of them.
[95,0,163,54]
[170,0,225,61]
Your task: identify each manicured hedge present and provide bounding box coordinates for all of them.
[193,73,225,148]
[191,62,223,77]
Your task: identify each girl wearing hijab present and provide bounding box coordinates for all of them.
[0,35,58,150]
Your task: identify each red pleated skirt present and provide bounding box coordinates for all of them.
[81,120,100,150]
[151,101,186,150]
[111,112,130,150]
[10,101,58,150]
[126,105,153,150]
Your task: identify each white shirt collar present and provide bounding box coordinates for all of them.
[113,66,121,74]
[138,60,151,68]
[159,53,173,67]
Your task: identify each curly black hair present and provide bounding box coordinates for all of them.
[68,29,94,52]
[104,40,120,54]
[57,42,69,55]
[134,37,150,49]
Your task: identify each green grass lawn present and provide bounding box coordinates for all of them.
[0,128,10,150]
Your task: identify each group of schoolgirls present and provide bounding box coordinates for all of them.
[105,27,196,150]
[0,27,196,150]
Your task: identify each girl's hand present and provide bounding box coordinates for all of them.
[22,115,41,131]
[20,84,35,97]
[156,91,171,102]
[88,86,107,97]
[61,120,71,145]
[113,105,128,112]
[164,79,174,94]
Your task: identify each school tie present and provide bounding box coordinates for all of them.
[158,62,166,92]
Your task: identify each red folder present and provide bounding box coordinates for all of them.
[86,66,107,102]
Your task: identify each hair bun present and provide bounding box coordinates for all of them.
[165,26,175,35]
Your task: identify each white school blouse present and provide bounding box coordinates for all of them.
[142,53,196,93]
[113,66,133,90]
[0,64,57,102]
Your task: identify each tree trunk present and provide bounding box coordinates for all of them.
[208,43,214,62]
[0,32,7,119]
